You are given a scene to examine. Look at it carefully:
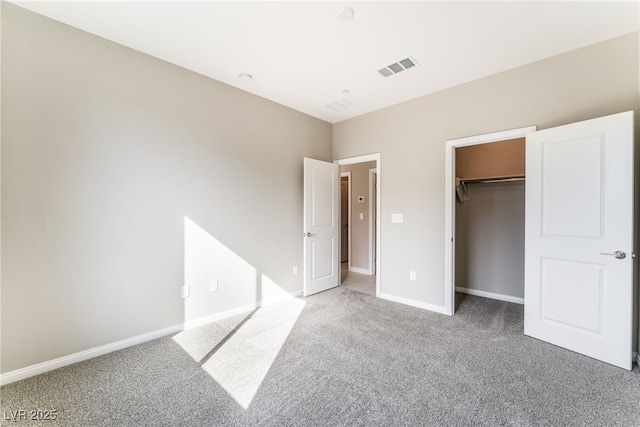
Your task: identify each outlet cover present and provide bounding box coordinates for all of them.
[409,271,417,281]
[210,280,219,292]
[392,213,404,223]
[181,285,190,298]
[293,265,299,275]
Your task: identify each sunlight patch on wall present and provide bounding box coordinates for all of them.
[183,217,257,321]
[179,217,306,409]
[260,273,294,302]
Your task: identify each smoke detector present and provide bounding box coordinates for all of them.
[336,7,355,21]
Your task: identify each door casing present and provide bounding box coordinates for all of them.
[369,168,377,276]
[340,172,351,266]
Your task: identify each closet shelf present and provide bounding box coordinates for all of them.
[457,175,525,185]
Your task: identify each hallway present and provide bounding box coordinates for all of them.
[340,262,375,296]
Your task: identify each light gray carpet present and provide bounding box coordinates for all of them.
[2,289,639,426]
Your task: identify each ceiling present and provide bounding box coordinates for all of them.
[10,1,639,124]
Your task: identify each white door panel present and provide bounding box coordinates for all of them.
[311,168,334,227]
[525,111,634,370]
[304,158,339,296]
[541,136,603,238]
[540,258,604,334]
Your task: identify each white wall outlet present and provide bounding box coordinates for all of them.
[181,285,190,298]
[210,280,219,292]
[392,213,404,223]
[409,271,417,281]
[293,265,299,275]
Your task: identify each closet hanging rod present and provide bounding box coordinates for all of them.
[459,176,525,185]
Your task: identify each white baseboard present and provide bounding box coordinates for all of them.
[0,324,183,387]
[0,290,303,386]
[378,292,449,315]
[349,266,372,275]
[456,286,524,305]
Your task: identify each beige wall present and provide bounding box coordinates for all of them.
[455,182,525,299]
[340,161,376,272]
[334,33,639,316]
[1,4,332,373]
[2,3,639,375]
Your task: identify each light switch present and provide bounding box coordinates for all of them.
[359,212,364,220]
[391,213,404,223]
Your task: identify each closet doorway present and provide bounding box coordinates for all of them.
[445,113,634,369]
[455,138,526,305]
[444,126,536,315]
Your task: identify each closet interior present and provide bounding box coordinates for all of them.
[454,137,526,304]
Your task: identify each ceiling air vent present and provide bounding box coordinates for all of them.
[377,68,393,78]
[378,56,419,78]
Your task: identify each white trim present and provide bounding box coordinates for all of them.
[340,171,352,271]
[0,290,302,386]
[336,152,379,166]
[349,266,370,275]
[446,127,537,148]
[375,157,380,297]
[368,168,377,276]
[378,292,449,315]
[444,126,536,316]
[335,153,381,297]
[0,324,181,386]
[455,286,524,305]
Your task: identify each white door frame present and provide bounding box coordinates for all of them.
[369,168,377,276]
[444,126,536,315]
[340,171,352,269]
[335,153,381,296]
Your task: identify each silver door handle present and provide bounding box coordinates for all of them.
[599,251,626,259]
[305,232,317,237]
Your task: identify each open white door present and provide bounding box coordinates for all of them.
[303,158,340,296]
[524,111,634,370]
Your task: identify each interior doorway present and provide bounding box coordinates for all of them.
[335,153,381,297]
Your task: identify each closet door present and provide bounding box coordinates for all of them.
[524,111,634,370]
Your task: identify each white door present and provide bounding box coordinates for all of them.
[524,111,634,370]
[303,158,340,296]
